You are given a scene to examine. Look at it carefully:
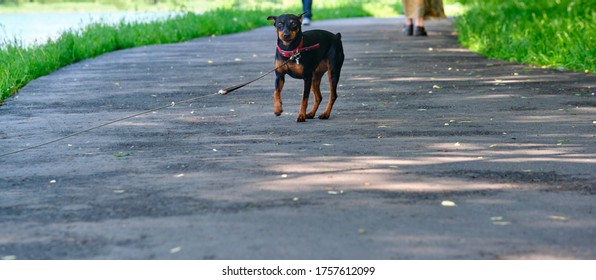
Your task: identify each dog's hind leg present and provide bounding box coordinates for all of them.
[319,42,343,120]
[318,68,339,119]
[307,72,324,119]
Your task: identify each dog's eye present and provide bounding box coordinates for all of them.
[288,21,299,30]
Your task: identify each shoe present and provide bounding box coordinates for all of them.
[303,17,311,26]
[415,26,428,36]
[403,24,413,36]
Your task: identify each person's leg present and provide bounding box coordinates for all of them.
[413,0,427,35]
[403,1,414,35]
[416,17,424,27]
[302,0,312,24]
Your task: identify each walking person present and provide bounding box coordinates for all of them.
[402,0,446,36]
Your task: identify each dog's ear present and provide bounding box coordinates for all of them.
[267,16,277,25]
[297,13,305,23]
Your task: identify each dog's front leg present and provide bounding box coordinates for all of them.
[273,74,285,116]
[297,74,312,122]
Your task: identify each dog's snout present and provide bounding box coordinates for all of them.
[282,31,291,40]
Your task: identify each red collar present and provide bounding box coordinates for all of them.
[277,39,321,58]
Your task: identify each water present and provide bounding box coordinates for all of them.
[0,12,179,46]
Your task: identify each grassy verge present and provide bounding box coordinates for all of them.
[454,0,595,73]
[0,1,378,102]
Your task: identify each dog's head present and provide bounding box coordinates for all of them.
[267,13,304,46]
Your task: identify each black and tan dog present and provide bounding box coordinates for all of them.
[267,13,344,122]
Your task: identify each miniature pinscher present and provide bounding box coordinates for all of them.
[267,13,344,122]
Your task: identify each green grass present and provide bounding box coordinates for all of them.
[454,0,595,73]
[0,1,376,102]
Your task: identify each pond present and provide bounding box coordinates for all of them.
[0,11,180,46]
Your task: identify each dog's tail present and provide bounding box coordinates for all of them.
[335,33,342,40]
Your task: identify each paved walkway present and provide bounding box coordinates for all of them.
[1,17,595,259]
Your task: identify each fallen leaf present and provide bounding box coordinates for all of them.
[548,215,568,221]
[174,173,185,178]
[50,179,57,184]
[358,228,366,235]
[280,174,288,178]
[433,85,441,89]
[492,221,511,226]
[170,247,182,254]
[292,197,300,202]
[328,191,339,195]
[490,216,504,221]
[441,200,457,207]
[113,190,125,194]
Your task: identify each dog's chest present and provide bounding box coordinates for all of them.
[276,59,305,79]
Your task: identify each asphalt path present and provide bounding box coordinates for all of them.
[1,17,595,259]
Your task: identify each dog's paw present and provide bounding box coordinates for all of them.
[306,112,316,119]
[318,113,330,119]
[274,103,283,116]
[296,114,307,122]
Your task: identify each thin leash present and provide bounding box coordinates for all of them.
[219,53,297,95]
[0,57,296,158]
